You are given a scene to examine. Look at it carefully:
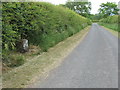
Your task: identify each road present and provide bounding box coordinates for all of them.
[31,23,118,88]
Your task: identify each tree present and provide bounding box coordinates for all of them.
[99,2,119,18]
[65,0,91,18]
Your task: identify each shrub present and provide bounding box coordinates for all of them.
[2,2,91,52]
[99,15,119,31]
[100,15,118,23]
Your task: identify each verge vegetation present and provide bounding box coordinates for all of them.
[3,26,91,88]
[99,15,119,32]
[2,2,91,68]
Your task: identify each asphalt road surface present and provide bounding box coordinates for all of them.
[31,23,118,88]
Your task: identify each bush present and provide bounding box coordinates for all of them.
[2,2,91,52]
[100,15,118,23]
[99,15,119,31]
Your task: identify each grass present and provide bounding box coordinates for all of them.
[100,25,118,37]
[99,15,119,34]
[8,55,25,67]
[2,45,42,73]
[2,26,91,88]
[99,23,118,31]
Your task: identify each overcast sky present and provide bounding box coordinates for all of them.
[36,0,120,14]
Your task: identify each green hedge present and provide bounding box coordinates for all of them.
[100,15,118,23]
[2,2,91,51]
[99,15,119,31]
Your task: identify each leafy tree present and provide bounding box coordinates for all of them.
[65,0,91,18]
[99,2,119,18]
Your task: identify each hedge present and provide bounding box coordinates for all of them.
[99,15,119,31]
[99,15,118,23]
[2,2,92,52]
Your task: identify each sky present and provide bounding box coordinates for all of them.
[36,0,120,14]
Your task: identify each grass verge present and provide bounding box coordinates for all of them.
[100,25,118,37]
[3,26,91,88]
[99,23,118,31]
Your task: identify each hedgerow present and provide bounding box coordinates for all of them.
[99,15,119,31]
[2,2,91,52]
[100,15,118,23]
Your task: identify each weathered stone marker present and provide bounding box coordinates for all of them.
[17,39,29,53]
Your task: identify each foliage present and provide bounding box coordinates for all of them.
[2,2,91,52]
[90,14,102,20]
[100,15,118,23]
[99,23,118,31]
[99,15,119,31]
[65,0,91,18]
[2,51,25,67]
[8,55,25,67]
[99,2,119,18]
